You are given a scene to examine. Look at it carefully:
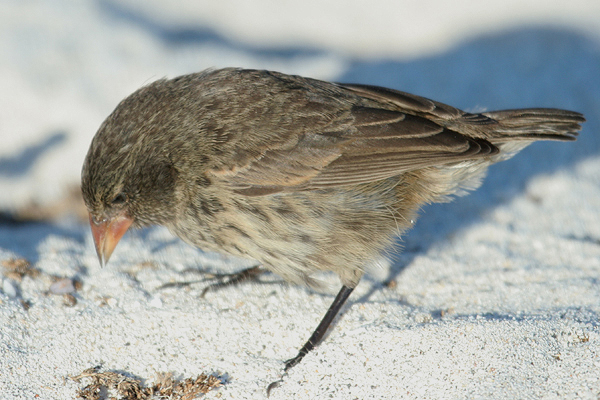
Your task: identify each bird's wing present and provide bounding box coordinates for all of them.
[210,83,498,196]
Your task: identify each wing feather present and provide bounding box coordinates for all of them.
[208,77,499,196]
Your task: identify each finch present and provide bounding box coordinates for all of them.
[81,68,584,370]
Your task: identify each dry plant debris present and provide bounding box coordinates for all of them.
[2,258,40,281]
[72,367,222,400]
[2,257,83,307]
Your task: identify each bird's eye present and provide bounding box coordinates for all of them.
[111,193,127,205]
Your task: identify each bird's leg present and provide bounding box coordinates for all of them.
[284,285,354,371]
[199,265,263,298]
[157,265,264,297]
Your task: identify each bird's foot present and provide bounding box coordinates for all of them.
[156,265,263,297]
[199,265,263,298]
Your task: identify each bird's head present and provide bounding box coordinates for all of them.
[81,84,182,267]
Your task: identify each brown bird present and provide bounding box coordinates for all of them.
[81,68,584,371]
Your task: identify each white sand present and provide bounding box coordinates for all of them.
[1,1,599,399]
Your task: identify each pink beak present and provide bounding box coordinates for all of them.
[89,212,133,267]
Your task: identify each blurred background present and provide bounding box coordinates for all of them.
[0,0,598,222]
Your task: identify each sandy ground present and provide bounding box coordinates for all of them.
[1,1,599,399]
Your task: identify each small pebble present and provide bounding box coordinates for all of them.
[63,293,77,307]
[149,296,163,308]
[2,279,18,298]
[49,278,76,294]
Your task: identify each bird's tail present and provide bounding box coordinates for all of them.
[403,107,583,204]
[482,108,584,142]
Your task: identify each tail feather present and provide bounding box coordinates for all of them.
[482,108,585,142]
[424,108,584,201]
